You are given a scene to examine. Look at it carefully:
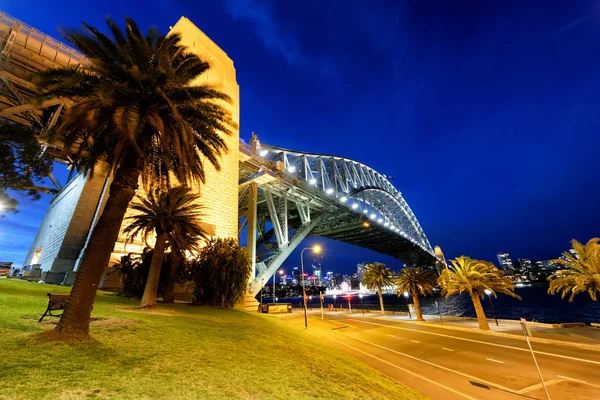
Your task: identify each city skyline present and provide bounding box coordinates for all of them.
[1,1,600,272]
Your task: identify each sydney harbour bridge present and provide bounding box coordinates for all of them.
[0,11,437,304]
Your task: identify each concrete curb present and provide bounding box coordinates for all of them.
[373,315,600,352]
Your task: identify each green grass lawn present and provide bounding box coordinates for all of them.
[0,279,424,399]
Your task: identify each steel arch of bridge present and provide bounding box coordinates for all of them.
[259,145,433,254]
[239,136,435,293]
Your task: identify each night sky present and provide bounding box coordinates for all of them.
[1,1,599,275]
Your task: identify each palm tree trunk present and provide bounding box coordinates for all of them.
[55,154,142,340]
[471,294,490,330]
[413,293,424,321]
[378,283,385,315]
[163,251,181,304]
[140,232,168,308]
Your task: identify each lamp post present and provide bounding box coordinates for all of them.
[347,295,352,315]
[484,289,499,326]
[403,291,411,319]
[274,269,283,303]
[300,245,321,328]
[333,294,337,311]
[359,293,364,315]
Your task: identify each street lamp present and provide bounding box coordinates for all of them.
[333,294,337,311]
[274,269,283,303]
[484,289,499,326]
[301,245,321,328]
[359,293,364,315]
[403,291,412,319]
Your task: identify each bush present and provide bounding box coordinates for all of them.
[187,238,251,308]
[112,248,176,299]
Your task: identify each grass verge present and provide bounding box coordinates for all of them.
[0,279,424,399]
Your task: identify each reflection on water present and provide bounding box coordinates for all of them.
[279,285,600,324]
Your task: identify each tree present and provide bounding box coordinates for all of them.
[111,248,170,299]
[438,256,520,330]
[0,122,54,213]
[123,186,207,308]
[187,238,251,308]
[362,263,394,315]
[162,230,204,304]
[394,267,436,321]
[548,238,600,302]
[36,17,234,339]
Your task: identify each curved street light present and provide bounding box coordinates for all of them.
[484,289,498,326]
[300,245,321,328]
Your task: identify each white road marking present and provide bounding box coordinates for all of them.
[329,336,477,399]
[557,375,600,389]
[333,329,516,394]
[387,334,395,338]
[486,358,504,364]
[442,347,454,352]
[558,375,587,384]
[517,379,563,394]
[348,319,600,365]
[411,340,420,343]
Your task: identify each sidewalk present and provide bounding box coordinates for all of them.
[382,313,600,348]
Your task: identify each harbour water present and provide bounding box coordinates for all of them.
[278,285,600,324]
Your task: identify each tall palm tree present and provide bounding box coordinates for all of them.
[438,256,520,330]
[36,17,234,338]
[362,263,394,315]
[548,238,600,302]
[394,267,436,321]
[123,186,208,308]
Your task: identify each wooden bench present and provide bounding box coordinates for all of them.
[39,293,69,322]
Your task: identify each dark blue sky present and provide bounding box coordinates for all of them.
[1,1,599,275]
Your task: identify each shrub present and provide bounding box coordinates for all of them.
[187,238,251,308]
[112,248,177,299]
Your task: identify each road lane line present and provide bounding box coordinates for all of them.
[387,334,395,338]
[411,340,420,343]
[517,379,562,394]
[557,375,586,383]
[348,319,600,365]
[442,348,454,352]
[557,375,600,389]
[486,358,504,364]
[328,336,477,399]
[333,329,516,394]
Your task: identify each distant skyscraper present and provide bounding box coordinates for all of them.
[312,262,322,285]
[356,262,370,282]
[292,267,300,284]
[497,252,514,270]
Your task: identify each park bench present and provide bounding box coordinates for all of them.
[38,293,69,322]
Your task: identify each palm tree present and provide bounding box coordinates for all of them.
[362,263,394,315]
[163,228,206,304]
[548,238,600,302]
[438,256,520,330]
[394,267,436,321]
[35,18,234,338]
[123,186,208,308]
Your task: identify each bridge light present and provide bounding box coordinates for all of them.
[340,196,348,202]
[370,213,376,220]
[363,221,370,228]
[259,149,268,157]
[288,166,297,173]
[377,218,383,223]
[326,188,334,195]
[384,222,389,227]
[309,178,317,185]
[351,203,358,209]
[363,209,368,214]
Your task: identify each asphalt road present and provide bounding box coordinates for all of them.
[279,311,600,400]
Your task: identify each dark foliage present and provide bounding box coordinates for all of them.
[187,238,251,308]
[0,122,54,213]
[112,248,185,299]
